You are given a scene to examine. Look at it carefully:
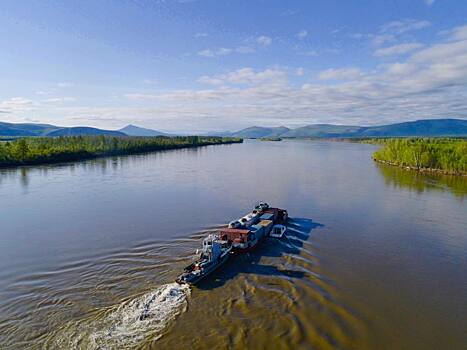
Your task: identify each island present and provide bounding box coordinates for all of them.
[259,137,282,141]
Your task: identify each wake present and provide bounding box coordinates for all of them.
[46,283,190,349]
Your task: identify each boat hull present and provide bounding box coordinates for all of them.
[176,251,231,285]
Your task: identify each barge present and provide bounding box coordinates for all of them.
[176,202,288,285]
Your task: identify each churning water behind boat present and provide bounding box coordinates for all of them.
[44,283,190,349]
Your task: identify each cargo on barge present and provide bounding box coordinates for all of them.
[221,203,288,252]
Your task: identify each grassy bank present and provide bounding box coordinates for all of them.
[0,135,242,167]
[371,138,466,175]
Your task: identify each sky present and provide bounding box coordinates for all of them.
[1,0,467,133]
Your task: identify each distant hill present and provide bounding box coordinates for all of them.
[0,121,126,137]
[229,119,467,138]
[202,130,235,137]
[0,122,60,136]
[230,126,290,138]
[1,118,466,139]
[356,119,467,137]
[47,127,125,137]
[119,124,171,136]
[283,124,364,138]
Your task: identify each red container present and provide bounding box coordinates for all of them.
[220,228,250,243]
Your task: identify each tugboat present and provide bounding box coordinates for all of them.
[176,234,232,285]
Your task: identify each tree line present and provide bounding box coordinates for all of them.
[0,135,242,167]
[372,138,467,175]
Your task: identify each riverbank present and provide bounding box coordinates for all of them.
[0,135,243,168]
[370,138,466,176]
[373,158,467,176]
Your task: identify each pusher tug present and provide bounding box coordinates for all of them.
[176,234,232,285]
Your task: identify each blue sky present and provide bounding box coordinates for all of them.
[1,0,467,132]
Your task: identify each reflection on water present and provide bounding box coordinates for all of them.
[0,147,206,190]
[0,140,465,350]
[376,162,467,199]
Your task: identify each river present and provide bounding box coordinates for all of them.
[0,139,466,349]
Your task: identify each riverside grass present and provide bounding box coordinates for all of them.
[0,135,242,167]
[372,138,467,175]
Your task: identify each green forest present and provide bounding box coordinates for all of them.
[372,138,467,175]
[0,135,242,167]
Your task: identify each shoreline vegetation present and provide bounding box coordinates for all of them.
[367,138,466,176]
[0,135,243,168]
[259,137,282,141]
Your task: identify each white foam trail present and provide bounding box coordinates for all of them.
[46,283,190,349]
[90,283,190,349]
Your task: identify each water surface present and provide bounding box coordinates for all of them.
[0,140,466,349]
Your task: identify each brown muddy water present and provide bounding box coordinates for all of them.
[0,139,466,350]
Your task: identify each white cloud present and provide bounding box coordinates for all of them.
[425,0,435,6]
[372,34,396,46]
[362,19,431,48]
[236,46,255,54]
[57,82,74,88]
[0,97,34,112]
[197,75,225,86]
[295,67,305,76]
[442,24,467,42]
[257,35,272,46]
[380,19,430,35]
[43,97,76,103]
[197,48,232,57]
[195,33,208,38]
[374,42,424,56]
[197,35,272,59]
[318,68,362,80]
[297,30,308,39]
[196,67,288,87]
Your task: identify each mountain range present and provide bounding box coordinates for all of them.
[0,122,163,137]
[1,119,466,138]
[225,119,467,138]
